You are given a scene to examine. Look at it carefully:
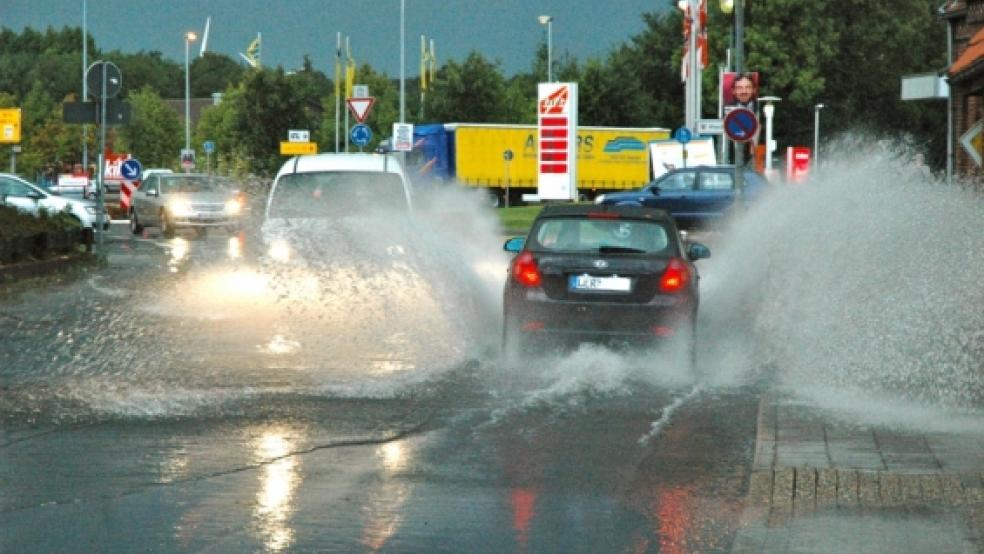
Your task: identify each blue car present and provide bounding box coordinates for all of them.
[594,165,769,227]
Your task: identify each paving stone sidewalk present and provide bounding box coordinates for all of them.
[732,395,984,553]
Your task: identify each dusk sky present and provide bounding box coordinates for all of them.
[5,1,669,77]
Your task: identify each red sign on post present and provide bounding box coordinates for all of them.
[346,97,375,123]
[785,146,811,183]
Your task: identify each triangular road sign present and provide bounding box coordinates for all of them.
[346,97,375,123]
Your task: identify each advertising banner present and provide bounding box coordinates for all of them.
[537,82,578,200]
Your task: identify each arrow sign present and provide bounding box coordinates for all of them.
[121,158,142,180]
[960,119,984,167]
[346,97,375,123]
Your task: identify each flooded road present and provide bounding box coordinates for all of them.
[0,219,759,552]
[2,153,983,552]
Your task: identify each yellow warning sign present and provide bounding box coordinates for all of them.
[280,141,317,155]
[0,108,22,144]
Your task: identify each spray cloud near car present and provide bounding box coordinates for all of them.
[698,137,984,431]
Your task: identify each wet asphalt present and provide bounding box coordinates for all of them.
[0,222,981,552]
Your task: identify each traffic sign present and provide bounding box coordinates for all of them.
[697,119,723,135]
[279,141,317,155]
[0,108,21,144]
[86,61,122,99]
[350,124,373,147]
[120,159,142,180]
[673,127,693,144]
[203,140,215,154]
[346,97,375,123]
[723,108,759,142]
[392,123,413,152]
[288,129,310,143]
[180,148,195,170]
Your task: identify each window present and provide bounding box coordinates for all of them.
[534,217,670,254]
[700,172,734,190]
[0,177,35,197]
[658,171,696,191]
[268,171,409,218]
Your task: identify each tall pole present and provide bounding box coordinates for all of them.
[82,0,88,179]
[547,18,553,82]
[400,0,406,123]
[344,36,350,151]
[335,32,341,153]
[814,103,824,168]
[184,33,196,153]
[734,0,745,196]
[946,18,954,186]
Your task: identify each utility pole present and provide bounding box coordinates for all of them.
[734,0,745,197]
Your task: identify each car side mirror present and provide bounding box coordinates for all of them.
[503,237,525,253]
[687,242,711,261]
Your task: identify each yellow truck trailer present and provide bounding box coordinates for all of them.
[410,123,670,206]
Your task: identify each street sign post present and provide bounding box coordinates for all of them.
[121,158,142,181]
[279,142,317,155]
[346,98,375,123]
[392,123,413,152]
[350,124,372,149]
[723,107,759,142]
[288,130,310,143]
[697,119,723,135]
[0,108,22,144]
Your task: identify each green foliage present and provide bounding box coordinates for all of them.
[191,53,247,97]
[117,86,182,167]
[426,51,522,123]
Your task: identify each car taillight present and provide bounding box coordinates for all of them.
[511,251,542,288]
[659,258,690,293]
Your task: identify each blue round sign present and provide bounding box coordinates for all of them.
[350,124,373,147]
[672,127,693,144]
[723,108,759,142]
[121,159,142,180]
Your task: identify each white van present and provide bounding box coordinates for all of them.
[260,153,414,262]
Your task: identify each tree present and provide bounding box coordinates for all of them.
[117,86,182,167]
[426,51,520,123]
[190,53,246,98]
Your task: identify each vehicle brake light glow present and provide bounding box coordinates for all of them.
[659,258,690,293]
[522,321,545,331]
[511,251,542,287]
[651,325,675,337]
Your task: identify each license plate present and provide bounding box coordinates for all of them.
[569,274,631,292]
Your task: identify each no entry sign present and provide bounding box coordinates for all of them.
[723,108,759,143]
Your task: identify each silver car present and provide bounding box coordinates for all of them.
[0,172,109,231]
[129,173,244,238]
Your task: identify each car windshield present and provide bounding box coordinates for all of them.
[160,176,232,193]
[267,171,409,218]
[531,217,671,254]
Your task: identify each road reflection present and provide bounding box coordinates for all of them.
[253,428,300,552]
[361,440,414,552]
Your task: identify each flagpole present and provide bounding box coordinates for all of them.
[335,32,341,153]
[420,35,426,120]
[344,36,350,152]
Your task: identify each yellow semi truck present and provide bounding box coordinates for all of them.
[410,123,670,206]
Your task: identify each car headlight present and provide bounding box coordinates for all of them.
[268,239,291,262]
[169,199,193,217]
[594,194,606,204]
[225,198,243,215]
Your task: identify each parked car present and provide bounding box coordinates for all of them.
[129,173,244,238]
[502,204,710,366]
[594,165,769,227]
[259,152,414,262]
[0,172,109,232]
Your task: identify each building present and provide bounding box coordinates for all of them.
[943,0,984,181]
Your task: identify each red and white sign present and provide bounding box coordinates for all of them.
[537,82,578,201]
[346,97,375,123]
[120,179,139,211]
[785,146,811,184]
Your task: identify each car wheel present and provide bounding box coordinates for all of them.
[161,210,175,238]
[129,208,143,234]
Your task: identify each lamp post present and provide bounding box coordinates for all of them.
[813,103,825,168]
[538,15,553,82]
[760,96,780,174]
[184,31,197,153]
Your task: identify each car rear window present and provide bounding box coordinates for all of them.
[267,171,409,218]
[531,217,671,254]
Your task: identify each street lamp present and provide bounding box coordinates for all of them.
[184,31,197,153]
[538,15,553,82]
[813,103,825,168]
[760,96,780,174]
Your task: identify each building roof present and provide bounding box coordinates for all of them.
[940,0,966,18]
[950,26,984,77]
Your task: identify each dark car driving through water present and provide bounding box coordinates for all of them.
[594,165,769,228]
[502,204,710,367]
